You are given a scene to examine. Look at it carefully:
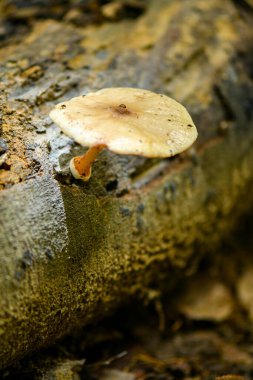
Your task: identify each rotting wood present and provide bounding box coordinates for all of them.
[0,0,253,369]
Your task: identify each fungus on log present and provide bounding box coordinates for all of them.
[50,88,197,180]
[0,0,253,369]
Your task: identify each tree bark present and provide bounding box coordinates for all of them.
[1,0,253,369]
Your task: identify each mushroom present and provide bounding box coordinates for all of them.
[49,88,197,181]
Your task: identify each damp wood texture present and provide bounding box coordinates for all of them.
[1,0,253,369]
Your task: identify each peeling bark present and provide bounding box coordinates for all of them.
[0,0,253,368]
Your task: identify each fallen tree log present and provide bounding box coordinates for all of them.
[1,0,253,369]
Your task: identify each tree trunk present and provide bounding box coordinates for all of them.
[0,0,253,369]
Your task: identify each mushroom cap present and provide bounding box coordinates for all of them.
[50,88,197,158]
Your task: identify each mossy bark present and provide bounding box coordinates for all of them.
[0,0,253,369]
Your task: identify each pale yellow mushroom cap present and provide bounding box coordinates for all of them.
[49,88,197,158]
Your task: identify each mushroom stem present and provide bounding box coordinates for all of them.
[70,145,105,181]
